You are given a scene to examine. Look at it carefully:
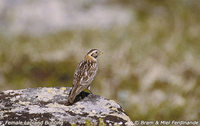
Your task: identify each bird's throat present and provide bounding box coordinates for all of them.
[85,55,97,62]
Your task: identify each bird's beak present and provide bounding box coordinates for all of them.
[99,50,103,55]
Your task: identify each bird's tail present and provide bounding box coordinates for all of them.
[67,86,76,104]
[67,84,85,104]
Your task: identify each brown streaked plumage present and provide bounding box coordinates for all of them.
[67,49,102,104]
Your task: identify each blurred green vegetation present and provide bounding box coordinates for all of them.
[0,0,200,122]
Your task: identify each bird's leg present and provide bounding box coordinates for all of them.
[87,86,93,94]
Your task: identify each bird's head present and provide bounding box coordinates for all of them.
[85,49,103,62]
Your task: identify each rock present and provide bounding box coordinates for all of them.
[0,87,133,126]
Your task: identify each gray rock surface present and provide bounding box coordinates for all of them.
[0,87,133,126]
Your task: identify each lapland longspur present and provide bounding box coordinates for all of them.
[67,49,102,104]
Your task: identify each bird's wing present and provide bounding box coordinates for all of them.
[73,60,98,87]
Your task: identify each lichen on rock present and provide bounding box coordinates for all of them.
[0,87,133,126]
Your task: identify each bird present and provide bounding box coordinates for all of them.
[67,49,102,105]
